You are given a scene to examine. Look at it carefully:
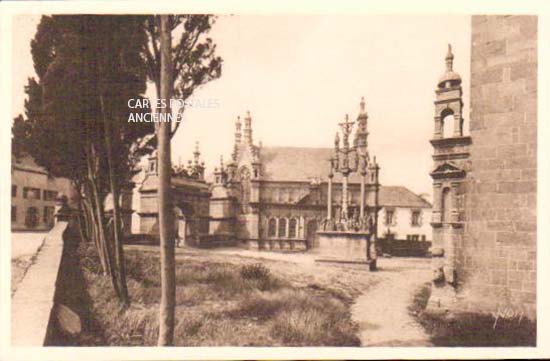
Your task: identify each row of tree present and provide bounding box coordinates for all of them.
[12,15,222,344]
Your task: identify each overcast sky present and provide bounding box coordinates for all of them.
[12,15,471,197]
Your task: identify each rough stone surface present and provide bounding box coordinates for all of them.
[458,15,537,318]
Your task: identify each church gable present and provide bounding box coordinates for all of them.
[430,161,465,179]
[234,144,258,171]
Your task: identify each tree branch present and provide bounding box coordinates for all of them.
[169,105,185,139]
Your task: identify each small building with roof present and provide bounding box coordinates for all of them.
[378,186,432,242]
[11,154,76,231]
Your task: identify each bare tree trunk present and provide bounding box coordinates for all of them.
[86,143,120,298]
[82,200,93,243]
[85,154,109,275]
[83,191,107,274]
[73,182,89,243]
[77,199,88,243]
[90,177,120,298]
[74,185,86,241]
[101,95,130,306]
[157,14,176,346]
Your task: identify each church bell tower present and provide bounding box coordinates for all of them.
[428,45,471,309]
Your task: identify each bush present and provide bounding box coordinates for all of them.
[240,263,271,280]
[269,290,360,346]
[229,291,286,321]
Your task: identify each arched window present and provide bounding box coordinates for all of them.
[239,167,251,213]
[441,187,451,223]
[288,218,297,238]
[278,218,287,238]
[268,218,277,237]
[441,109,455,138]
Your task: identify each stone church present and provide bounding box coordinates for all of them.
[209,101,382,250]
[133,99,432,250]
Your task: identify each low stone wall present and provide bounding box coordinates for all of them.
[11,221,69,346]
[378,238,432,257]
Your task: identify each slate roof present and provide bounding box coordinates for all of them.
[378,186,431,208]
[140,173,209,192]
[259,146,363,183]
[259,146,431,208]
[12,154,49,175]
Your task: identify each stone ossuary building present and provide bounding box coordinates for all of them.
[428,15,537,319]
[136,147,211,247]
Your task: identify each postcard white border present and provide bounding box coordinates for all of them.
[1,0,549,360]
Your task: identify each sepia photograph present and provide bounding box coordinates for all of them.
[1,1,547,360]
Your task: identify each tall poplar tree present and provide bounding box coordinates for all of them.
[142,14,222,345]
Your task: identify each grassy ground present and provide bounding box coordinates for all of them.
[409,282,536,346]
[68,242,360,346]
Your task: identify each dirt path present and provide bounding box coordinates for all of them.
[351,259,433,346]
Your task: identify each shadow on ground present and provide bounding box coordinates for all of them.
[409,282,536,347]
[45,225,106,346]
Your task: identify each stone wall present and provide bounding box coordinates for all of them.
[12,221,69,345]
[459,15,537,317]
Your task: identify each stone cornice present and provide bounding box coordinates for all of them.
[430,136,472,147]
[432,152,470,161]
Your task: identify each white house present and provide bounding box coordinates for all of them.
[376,186,432,241]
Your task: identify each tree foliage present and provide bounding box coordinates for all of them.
[12,14,224,307]
[12,15,154,304]
[142,15,222,137]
